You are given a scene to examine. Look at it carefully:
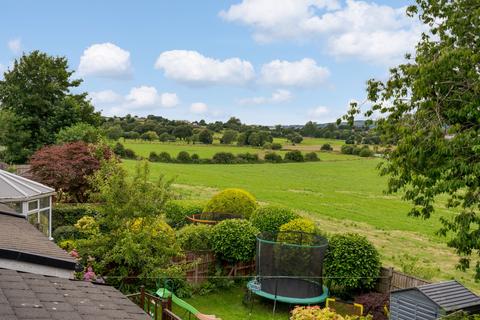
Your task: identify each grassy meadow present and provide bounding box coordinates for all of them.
[122,139,479,293]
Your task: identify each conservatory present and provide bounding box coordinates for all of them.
[0,169,55,239]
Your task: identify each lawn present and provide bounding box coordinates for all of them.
[122,139,353,161]
[173,286,290,320]
[123,157,480,292]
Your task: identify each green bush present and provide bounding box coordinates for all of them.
[52,225,80,242]
[124,148,136,159]
[203,188,257,218]
[250,205,299,233]
[271,142,282,150]
[324,233,381,294]
[176,224,212,251]
[113,142,126,157]
[305,152,320,161]
[52,204,98,231]
[212,152,236,164]
[164,200,206,228]
[277,218,317,245]
[177,151,192,163]
[291,306,372,320]
[320,143,333,151]
[211,219,258,262]
[262,142,273,149]
[341,145,355,154]
[149,151,159,162]
[264,152,283,163]
[236,153,259,163]
[359,147,373,157]
[284,150,304,162]
[191,154,200,163]
[158,151,172,162]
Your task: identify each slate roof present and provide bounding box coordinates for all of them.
[0,268,151,320]
[0,169,55,202]
[0,213,76,269]
[393,280,480,312]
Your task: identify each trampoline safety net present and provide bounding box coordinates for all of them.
[255,231,328,300]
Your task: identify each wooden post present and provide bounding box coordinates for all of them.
[161,299,168,320]
[140,285,145,311]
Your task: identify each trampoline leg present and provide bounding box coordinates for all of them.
[273,299,277,318]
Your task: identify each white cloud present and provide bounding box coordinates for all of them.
[190,102,209,114]
[220,0,340,42]
[7,38,22,55]
[78,43,132,78]
[238,89,292,105]
[308,106,329,117]
[160,92,180,108]
[155,50,255,86]
[221,0,422,64]
[90,90,123,105]
[260,58,329,87]
[89,86,179,115]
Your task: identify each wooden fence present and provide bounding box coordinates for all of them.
[172,251,255,284]
[376,267,431,293]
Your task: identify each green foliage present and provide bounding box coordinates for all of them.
[177,151,192,163]
[341,145,355,154]
[358,147,373,157]
[291,306,372,320]
[52,204,98,231]
[285,150,304,162]
[250,205,298,234]
[212,152,236,164]
[77,161,178,290]
[0,51,100,163]
[149,151,159,162]
[113,142,126,157]
[74,216,98,235]
[340,0,480,277]
[123,148,136,159]
[277,218,317,245]
[199,129,213,144]
[236,153,259,163]
[271,142,282,150]
[324,233,381,294]
[176,224,213,252]
[141,130,159,141]
[164,199,206,228]
[204,188,257,218]
[211,219,258,262]
[321,143,333,151]
[158,151,172,162]
[305,152,320,161]
[159,132,176,142]
[52,225,80,242]
[56,123,103,144]
[220,130,238,144]
[105,126,123,140]
[287,132,303,144]
[264,152,283,163]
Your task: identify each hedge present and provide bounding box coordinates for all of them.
[211,219,258,262]
[164,199,206,228]
[176,224,213,251]
[52,204,99,231]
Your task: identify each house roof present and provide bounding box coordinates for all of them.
[0,268,151,320]
[0,213,76,270]
[0,169,55,202]
[392,280,480,312]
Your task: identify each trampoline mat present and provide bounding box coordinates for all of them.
[259,278,323,299]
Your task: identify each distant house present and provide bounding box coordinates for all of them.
[390,281,480,319]
[0,207,151,320]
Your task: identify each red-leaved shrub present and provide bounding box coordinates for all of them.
[30,142,112,202]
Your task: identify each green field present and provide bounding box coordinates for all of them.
[123,154,479,292]
[123,139,354,161]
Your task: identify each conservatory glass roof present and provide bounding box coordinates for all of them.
[0,169,55,202]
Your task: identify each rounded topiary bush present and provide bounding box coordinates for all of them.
[158,151,172,162]
[203,188,257,218]
[277,218,317,245]
[324,233,381,294]
[176,224,212,252]
[164,200,206,228]
[250,205,299,234]
[211,219,258,262]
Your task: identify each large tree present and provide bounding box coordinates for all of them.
[0,51,101,163]
[344,1,480,277]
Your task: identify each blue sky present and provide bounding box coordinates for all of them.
[0,0,419,125]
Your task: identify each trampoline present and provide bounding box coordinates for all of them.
[247,231,329,305]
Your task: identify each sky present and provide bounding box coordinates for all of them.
[0,0,421,125]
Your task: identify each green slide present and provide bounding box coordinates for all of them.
[156,288,220,320]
